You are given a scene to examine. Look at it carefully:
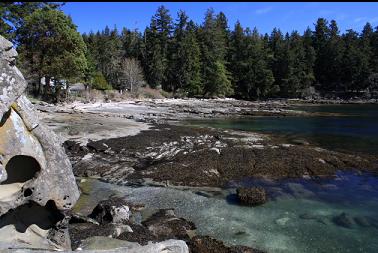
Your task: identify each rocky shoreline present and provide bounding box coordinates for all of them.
[64,123,377,188]
[66,195,264,252]
[35,98,378,252]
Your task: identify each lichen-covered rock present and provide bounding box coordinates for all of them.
[88,197,131,225]
[0,36,27,117]
[236,187,267,206]
[0,35,80,250]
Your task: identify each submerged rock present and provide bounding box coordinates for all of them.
[332,212,356,229]
[236,187,267,206]
[141,209,196,241]
[0,35,79,250]
[354,216,371,227]
[189,235,264,253]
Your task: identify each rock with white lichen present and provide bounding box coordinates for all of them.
[0,35,80,250]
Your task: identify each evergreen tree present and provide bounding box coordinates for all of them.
[244,27,275,98]
[18,8,87,100]
[371,26,378,74]
[121,28,143,59]
[0,2,63,42]
[92,71,112,90]
[62,6,378,100]
[167,11,202,95]
[313,18,330,88]
[143,5,173,90]
[341,29,371,91]
[361,22,374,74]
[302,27,317,91]
[326,20,345,90]
[269,28,289,95]
[143,26,164,88]
[198,8,232,97]
[281,31,315,97]
[229,21,246,97]
[230,23,274,99]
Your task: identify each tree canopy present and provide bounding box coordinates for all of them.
[7,4,378,100]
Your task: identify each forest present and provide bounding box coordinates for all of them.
[2,2,378,100]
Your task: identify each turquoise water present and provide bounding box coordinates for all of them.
[78,171,378,253]
[185,104,378,155]
[75,104,378,252]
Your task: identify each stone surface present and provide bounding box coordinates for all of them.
[0,36,27,117]
[236,187,267,206]
[0,35,80,251]
[0,238,189,253]
[88,197,131,224]
[0,224,65,251]
[141,209,196,241]
[188,236,264,253]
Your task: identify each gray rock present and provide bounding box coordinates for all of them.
[0,36,27,117]
[88,197,131,225]
[0,35,79,251]
[0,238,189,253]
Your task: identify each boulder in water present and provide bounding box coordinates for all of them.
[236,187,267,206]
[332,212,356,229]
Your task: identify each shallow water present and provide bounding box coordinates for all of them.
[185,104,378,155]
[74,104,378,252]
[76,170,378,253]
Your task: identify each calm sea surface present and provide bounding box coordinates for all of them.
[76,104,378,252]
[185,104,378,155]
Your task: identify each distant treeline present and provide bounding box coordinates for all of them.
[83,6,378,99]
[2,3,378,100]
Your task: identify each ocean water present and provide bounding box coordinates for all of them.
[77,170,378,253]
[74,104,378,252]
[185,104,378,155]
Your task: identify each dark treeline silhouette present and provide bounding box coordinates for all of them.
[83,6,378,99]
[2,3,378,100]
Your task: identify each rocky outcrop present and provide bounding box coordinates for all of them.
[236,187,267,206]
[68,196,191,252]
[0,35,80,250]
[88,197,131,225]
[189,235,265,253]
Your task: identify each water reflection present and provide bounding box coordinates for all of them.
[185,104,378,155]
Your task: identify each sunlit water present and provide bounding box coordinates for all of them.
[75,104,378,252]
[77,170,378,253]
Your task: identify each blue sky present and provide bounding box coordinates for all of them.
[62,2,378,35]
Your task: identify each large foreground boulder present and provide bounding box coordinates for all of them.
[0,35,80,250]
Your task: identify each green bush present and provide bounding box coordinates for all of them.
[92,72,112,90]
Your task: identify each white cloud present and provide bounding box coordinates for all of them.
[255,7,272,15]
